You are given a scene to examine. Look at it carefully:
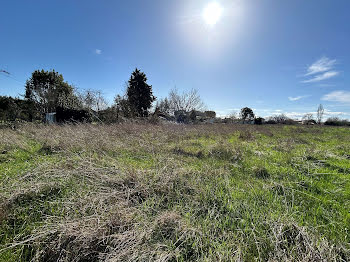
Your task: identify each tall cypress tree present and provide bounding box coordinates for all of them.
[126,68,155,117]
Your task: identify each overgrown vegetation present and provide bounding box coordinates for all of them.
[1,68,348,126]
[0,123,349,261]
[324,117,350,126]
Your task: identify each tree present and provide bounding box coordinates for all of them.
[168,88,204,114]
[114,94,131,118]
[229,111,238,120]
[126,68,155,117]
[266,114,295,125]
[302,113,314,121]
[0,96,21,121]
[155,97,171,115]
[240,107,255,123]
[324,117,350,126]
[78,89,108,112]
[302,113,316,125]
[25,70,74,113]
[57,86,83,110]
[316,104,324,124]
[94,91,108,112]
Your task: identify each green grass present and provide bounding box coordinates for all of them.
[0,123,349,261]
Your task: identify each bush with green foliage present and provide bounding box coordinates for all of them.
[98,106,121,123]
[0,96,39,122]
[254,117,264,125]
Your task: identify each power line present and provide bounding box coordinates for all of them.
[0,70,10,75]
[0,69,25,85]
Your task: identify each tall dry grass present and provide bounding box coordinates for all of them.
[0,123,348,261]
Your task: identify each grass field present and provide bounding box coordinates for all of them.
[0,123,349,261]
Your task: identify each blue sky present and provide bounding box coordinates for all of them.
[0,0,349,119]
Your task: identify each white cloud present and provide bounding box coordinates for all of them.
[305,56,336,76]
[322,91,350,104]
[214,107,350,120]
[284,112,306,119]
[323,109,348,116]
[301,56,339,83]
[95,49,102,55]
[302,71,339,83]
[288,95,309,101]
[258,108,349,120]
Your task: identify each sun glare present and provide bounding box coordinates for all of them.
[203,2,223,26]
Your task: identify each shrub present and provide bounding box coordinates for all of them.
[324,117,350,126]
[254,117,264,125]
[56,106,91,123]
[0,96,39,122]
[204,111,216,118]
[98,106,120,123]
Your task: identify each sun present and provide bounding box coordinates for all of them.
[202,2,223,26]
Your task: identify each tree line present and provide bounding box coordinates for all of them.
[0,68,209,123]
[1,68,349,126]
